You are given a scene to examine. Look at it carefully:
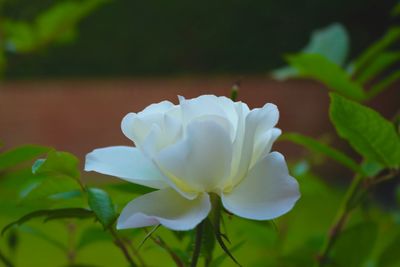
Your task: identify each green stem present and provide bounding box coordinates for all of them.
[190,221,205,267]
[66,222,77,265]
[110,228,138,267]
[316,173,364,267]
[123,237,148,267]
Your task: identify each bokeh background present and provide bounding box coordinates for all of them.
[1,1,400,266]
[2,0,398,77]
[1,0,398,160]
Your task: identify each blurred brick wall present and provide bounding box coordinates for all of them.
[0,77,398,176]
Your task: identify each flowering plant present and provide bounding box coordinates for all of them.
[85,95,300,231]
[1,17,399,267]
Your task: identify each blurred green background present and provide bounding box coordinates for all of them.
[1,0,398,78]
[1,1,400,267]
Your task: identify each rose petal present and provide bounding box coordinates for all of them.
[230,103,279,187]
[222,152,300,220]
[155,120,233,196]
[85,146,168,189]
[121,109,181,156]
[179,95,238,134]
[250,128,282,168]
[117,188,211,231]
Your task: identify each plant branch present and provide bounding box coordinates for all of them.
[317,169,399,266]
[148,235,185,267]
[66,222,77,265]
[123,237,148,267]
[190,221,205,267]
[316,173,364,267]
[109,228,137,267]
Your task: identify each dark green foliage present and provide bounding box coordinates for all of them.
[330,93,400,168]
[287,54,366,101]
[87,187,116,228]
[0,145,50,171]
[273,23,349,80]
[1,208,94,235]
[330,222,378,267]
[281,133,361,174]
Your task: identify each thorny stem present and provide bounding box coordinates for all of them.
[190,221,205,267]
[110,228,138,267]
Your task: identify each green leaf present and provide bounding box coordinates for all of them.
[3,0,108,53]
[0,145,50,171]
[392,2,400,17]
[366,69,400,100]
[31,159,45,174]
[2,208,94,235]
[87,187,116,228]
[77,227,112,250]
[355,51,400,85]
[2,21,36,52]
[331,222,378,267]
[281,133,361,174]
[288,54,365,101]
[330,93,400,168]
[360,160,384,177]
[21,176,82,202]
[106,182,154,195]
[272,23,349,80]
[34,150,80,181]
[302,23,349,66]
[353,27,400,74]
[378,233,400,267]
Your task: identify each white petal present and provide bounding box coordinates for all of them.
[179,95,238,133]
[117,188,211,231]
[155,119,233,195]
[121,110,182,156]
[222,152,300,220]
[121,113,150,144]
[229,102,250,182]
[140,100,175,115]
[250,128,282,168]
[121,101,177,144]
[85,146,168,189]
[230,103,279,187]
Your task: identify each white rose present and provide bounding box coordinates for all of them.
[85,95,300,231]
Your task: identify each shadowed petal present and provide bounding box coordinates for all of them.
[230,103,279,186]
[117,188,211,231]
[222,152,300,220]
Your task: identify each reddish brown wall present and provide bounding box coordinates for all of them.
[0,77,398,167]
